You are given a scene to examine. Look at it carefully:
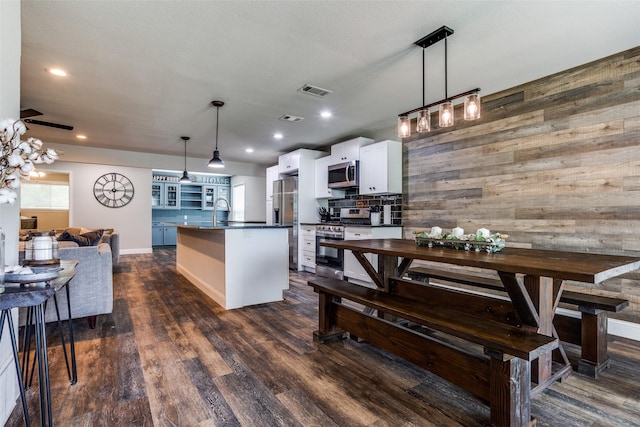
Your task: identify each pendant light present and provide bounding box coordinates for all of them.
[179,136,191,183]
[438,31,454,128]
[416,49,431,133]
[464,92,481,120]
[397,25,481,137]
[398,115,410,138]
[208,100,225,168]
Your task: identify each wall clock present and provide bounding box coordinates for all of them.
[93,173,135,208]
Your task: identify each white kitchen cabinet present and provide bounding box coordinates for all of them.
[314,156,345,199]
[281,148,324,271]
[265,165,279,225]
[300,225,316,271]
[265,198,274,225]
[278,151,301,174]
[266,165,279,199]
[359,139,402,195]
[330,137,373,163]
[152,182,181,209]
[343,226,402,286]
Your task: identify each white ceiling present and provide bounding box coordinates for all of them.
[19,1,640,167]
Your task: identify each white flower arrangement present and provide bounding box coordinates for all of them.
[0,118,58,204]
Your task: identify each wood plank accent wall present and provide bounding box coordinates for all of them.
[402,46,640,320]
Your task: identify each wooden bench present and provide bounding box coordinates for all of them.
[406,266,629,377]
[309,276,557,427]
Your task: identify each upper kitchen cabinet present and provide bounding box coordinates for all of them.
[314,156,345,199]
[359,140,402,195]
[278,149,325,177]
[278,151,301,174]
[152,182,180,209]
[330,137,373,163]
[202,185,216,210]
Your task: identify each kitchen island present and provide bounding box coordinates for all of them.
[174,223,290,309]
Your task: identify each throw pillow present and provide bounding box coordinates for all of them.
[58,229,104,246]
[81,229,104,245]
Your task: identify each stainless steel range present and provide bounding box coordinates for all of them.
[315,208,370,279]
[338,207,371,226]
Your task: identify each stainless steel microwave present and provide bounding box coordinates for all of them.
[328,160,359,188]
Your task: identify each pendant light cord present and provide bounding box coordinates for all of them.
[215,106,220,150]
[183,139,187,170]
[422,49,425,106]
[444,34,448,100]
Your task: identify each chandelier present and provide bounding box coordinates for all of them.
[398,26,481,138]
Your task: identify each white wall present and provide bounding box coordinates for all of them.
[45,142,267,177]
[35,143,269,253]
[230,175,266,222]
[40,162,152,254]
[0,0,22,422]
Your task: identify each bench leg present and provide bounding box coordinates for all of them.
[577,309,609,378]
[313,291,346,343]
[488,351,535,427]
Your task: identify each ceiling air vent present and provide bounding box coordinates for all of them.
[278,114,304,122]
[297,83,332,97]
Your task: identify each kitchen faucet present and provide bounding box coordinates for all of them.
[212,197,232,226]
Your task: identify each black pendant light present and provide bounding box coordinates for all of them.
[179,136,191,183]
[208,100,225,168]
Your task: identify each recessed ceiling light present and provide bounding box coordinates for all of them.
[273,133,283,139]
[48,68,67,77]
[245,148,254,153]
[76,134,87,139]
[321,111,332,118]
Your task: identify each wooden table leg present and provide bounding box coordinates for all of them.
[524,275,555,385]
[499,272,570,390]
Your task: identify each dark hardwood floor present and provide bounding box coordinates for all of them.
[6,247,640,426]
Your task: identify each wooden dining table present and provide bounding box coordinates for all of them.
[321,238,640,392]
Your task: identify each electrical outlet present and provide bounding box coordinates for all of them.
[184,215,188,220]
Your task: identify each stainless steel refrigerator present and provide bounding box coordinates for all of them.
[273,177,298,269]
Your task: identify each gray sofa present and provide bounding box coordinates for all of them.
[19,240,114,328]
[57,227,120,267]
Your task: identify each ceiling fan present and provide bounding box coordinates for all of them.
[20,108,74,131]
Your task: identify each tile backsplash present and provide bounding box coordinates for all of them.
[327,190,402,225]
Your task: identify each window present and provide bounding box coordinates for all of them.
[21,182,69,209]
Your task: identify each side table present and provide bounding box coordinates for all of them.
[0,260,77,427]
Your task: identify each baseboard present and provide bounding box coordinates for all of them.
[608,318,640,341]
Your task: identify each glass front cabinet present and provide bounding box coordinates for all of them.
[152,182,180,209]
[202,185,216,210]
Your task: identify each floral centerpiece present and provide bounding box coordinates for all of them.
[414,226,509,253]
[0,118,58,204]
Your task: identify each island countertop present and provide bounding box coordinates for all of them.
[175,225,289,309]
[165,221,290,230]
